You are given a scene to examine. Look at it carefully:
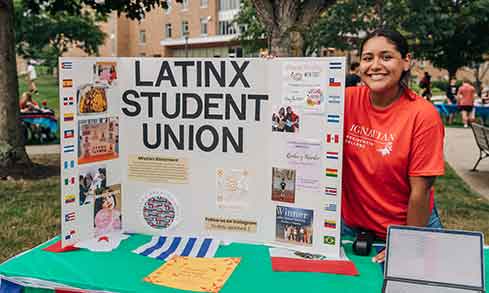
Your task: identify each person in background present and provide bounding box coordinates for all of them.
[445,77,459,125]
[26,60,38,94]
[342,28,445,263]
[457,80,476,128]
[419,71,432,101]
[479,86,489,126]
[345,62,361,87]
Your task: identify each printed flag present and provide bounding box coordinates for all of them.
[64,160,75,169]
[63,145,75,153]
[64,113,74,121]
[329,62,342,70]
[64,194,76,204]
[328,95,341,104]
[324,220,337,229]
[326,151,339,160]
[325,168,338,178]
[64,212,76,222]
[65,230,76,240]
[133,236,220,261]
[325,186,337,196]
[324,236,336,245]
[62,79,73,88]
[64,129,74,139]
[61,61,73,69]
[63,97,74,106]
[326,134,339,144]
[327,114,340,124]
[324,203,337,212]
[64,177,75,185]
[329,77,341,87]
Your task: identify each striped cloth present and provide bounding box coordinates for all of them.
[132,236,220,261]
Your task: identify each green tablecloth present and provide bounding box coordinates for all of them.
[1,234,485,292]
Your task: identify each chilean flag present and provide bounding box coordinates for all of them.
[329,77,341,87]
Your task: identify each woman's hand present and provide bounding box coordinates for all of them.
[372,249,386,263]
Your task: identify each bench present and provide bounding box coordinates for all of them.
[470,123,489,171]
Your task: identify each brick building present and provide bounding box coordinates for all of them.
[98,0,243,58]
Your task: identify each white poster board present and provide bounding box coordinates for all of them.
[59,57,345,257]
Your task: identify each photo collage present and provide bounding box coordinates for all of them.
[272,60,344,248]
[60,60,121,245]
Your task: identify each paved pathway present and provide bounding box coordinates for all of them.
[444,127,489,199]
[25,144,59,155]
[25,128,489,199]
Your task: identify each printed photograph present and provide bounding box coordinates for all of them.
[78,117,119,164]
[271,167,296,203]
[94,184,122,236]
[77,84,108,114]
[79,164,107,206]
[275,206,313,246]
[272,105,300,133]
[94,61,117,86]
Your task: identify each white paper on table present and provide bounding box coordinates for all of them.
[74,232,130,252]
[269,246,349,261]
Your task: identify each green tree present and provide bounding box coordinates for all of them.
[233,0,267,55]
[404,0,489,82]
[0,0,168,168]
[15,2,106,73]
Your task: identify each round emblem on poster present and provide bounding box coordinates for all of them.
[140,190,180,230]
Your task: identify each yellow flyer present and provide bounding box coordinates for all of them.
[144,256,241,293]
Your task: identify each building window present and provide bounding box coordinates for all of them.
[139,30,146,44]
[181,20,189,37]
[200,17,208,35]
[200,0,208,7]
[218,20,236,35]
[165,23,172,38]
[219,0,239,11]
[181,0,189,10]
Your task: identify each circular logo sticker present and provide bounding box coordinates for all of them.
[141,190,180,230]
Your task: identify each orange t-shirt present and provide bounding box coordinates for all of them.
[457,83,475,106]
[342,86,445,239]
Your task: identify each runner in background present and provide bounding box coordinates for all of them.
[457,80,476,128]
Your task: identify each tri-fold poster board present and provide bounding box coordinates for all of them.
[59,57,346,257]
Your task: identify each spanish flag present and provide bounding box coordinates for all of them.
[62,79,73,88]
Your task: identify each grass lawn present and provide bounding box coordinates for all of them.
[0,157,488,263]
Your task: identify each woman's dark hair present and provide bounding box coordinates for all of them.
[359,28,410,82]
[360,28,409,58]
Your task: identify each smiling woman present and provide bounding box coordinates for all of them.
[341,29,445,263]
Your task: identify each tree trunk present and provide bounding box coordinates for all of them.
[251,0,335,57]
[447,67,458,81]
[270,30,305,57]
[0,0,31,169]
